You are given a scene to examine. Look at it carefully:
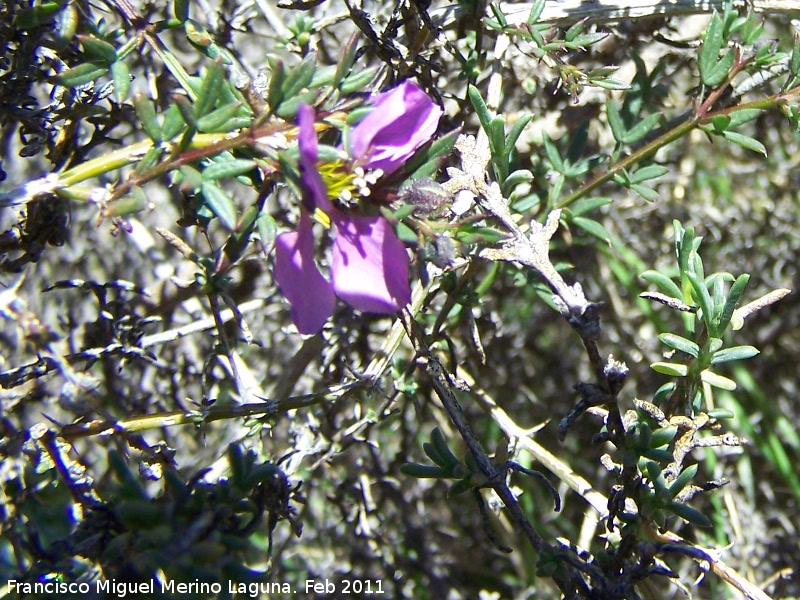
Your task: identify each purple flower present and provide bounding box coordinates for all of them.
[274,82,442,334]
[347,80,443,175]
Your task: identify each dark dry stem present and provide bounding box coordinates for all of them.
[401,311,599,597]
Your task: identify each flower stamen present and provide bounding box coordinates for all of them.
[312,207,331,228]
[317,160,357,201]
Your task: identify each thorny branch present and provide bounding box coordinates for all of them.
[443,132,628,440]
[400,311,597,598]
[438,73,774,596]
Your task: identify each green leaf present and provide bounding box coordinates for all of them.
[345,106,373,126]
[53,4,78,49]
[642,448,675,463]
[727,108,762,128]
[267,59,286,110]
[511,193,540,213]
[200,181,237,230]
[621,113,661,144]
[641,270,683,300]
[334,33,359,86]
[527,0,545,24]
[79,35,118,64]
[110,61,130,103]
[700,369,737,390]
[173,0,190,22]
[14,2,63,28]
[630,183,659,202]
[185,18,213,47]
[503,169,534,192]
[454,225,508,245]
[547,173,565,206]
[668,501,712,527]
[675,221,693,273]
[710,114,731,133]
[645,461,667,493]
[275,90,317,119]
[423,441,449,467]
[195,60,225,119]
[202,159,257,181]
[707,407,735,419]
[180,165,203,192]
[568,196,611,218]
[396,222,416,244]
[572,217,611,244]
[721,131,767,156]
[339,66,380,95]
[591,78,631,91]
[567,33,607,49]
[711,345,759,364]
[133,94,162,142]
[658,333,700,358]
[629,164,668,185]
[178,95,203,134]
[399,463,448,479]
[651,362,688,377]
[391,204,416,220]
[792,35,800,78]
[650,426,678,448]
[188,39,224,65]
[447,479,474,497]
[612,171,630,186]
[256,213,276,255]
[133,147,163,174]
[606,100,626,144]
[686,271,713,330]
[161,103,187,139]
[668,464,698,500]
[468,85,493,133]
[196,102,247,133]
[505,114,532,155]
[104,193,147,217]
[309,64,336,89]
[405,129,459,179]
[54,62,109,87]
[542,133,563,173]
[717,273,749,332]
[431,427,461,468]
[564,20,584,43]
[704,49,735,88]
[488,116,508,178]
[281,53,317,99]
[698,11,725,85]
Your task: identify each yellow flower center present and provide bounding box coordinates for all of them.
[312,160,382,228]
[317,160,357,202]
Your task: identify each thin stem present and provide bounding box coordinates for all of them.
[109,0,197,99]
[557,84,800,209]
[557,117,696,209]
[55,123,289,204]
[59,134,225,188]
[57,383,363,441]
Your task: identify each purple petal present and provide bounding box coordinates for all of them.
[348,81,443,174]
[330,213,411,314]
[297,104,332,213]
[274,213,336,334]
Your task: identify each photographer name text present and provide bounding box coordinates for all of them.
[6,577,384,597]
